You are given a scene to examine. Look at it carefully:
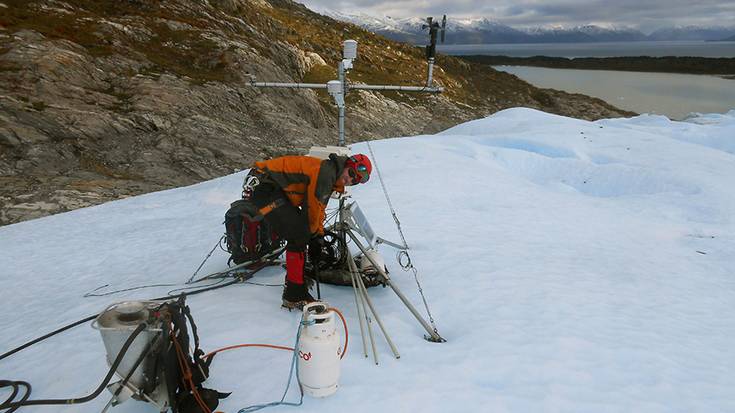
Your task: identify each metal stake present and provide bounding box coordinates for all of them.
[348,251,369,358]
[347,247,400,360]
[346,230,445,342]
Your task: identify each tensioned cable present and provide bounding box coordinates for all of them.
[365,140,441,336]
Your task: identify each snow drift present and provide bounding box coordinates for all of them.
[1,108,734,412]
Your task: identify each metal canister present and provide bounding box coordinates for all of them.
[297,302,341,397]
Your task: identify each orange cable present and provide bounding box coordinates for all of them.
[204,307,349,361]
[329,307,349,359]
[170,323,212,413]
[204,344,294,360]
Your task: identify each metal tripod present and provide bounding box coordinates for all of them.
[330,196,445,364]
[248,35,448,360]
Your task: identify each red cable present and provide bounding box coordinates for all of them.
[329,307,348,359]
[204,344,294,360]
[204,306,349,361]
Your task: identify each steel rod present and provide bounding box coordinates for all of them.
[353,252,379,365]
[426,58,435,87]
[349,253,369,358]
[338,61,346,145]
[338,106,345,146]
[350,84,443,93]
[347,231,444,342]
[249,82,327,89]
[347,233,400,359]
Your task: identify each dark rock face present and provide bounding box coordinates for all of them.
[0,0,634,226]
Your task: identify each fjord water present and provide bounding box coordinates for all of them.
[440,41,735,119]
[495,66,735,119]
[439,40,735,58]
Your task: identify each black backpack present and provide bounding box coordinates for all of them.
[224,199,281,265]
[145,296,229,413]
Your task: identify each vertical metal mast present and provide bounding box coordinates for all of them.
[247,21,448,348]
[249,35,443,145]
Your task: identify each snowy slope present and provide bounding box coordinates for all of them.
[1,108,735,412]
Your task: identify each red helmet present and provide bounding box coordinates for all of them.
[345,154,372,184]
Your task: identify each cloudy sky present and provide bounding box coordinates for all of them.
[298,0,735,31]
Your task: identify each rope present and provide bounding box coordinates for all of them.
[84,281,180,297]
[187,235,227,284]
[236,320,312,413]
[365,141,408,250]
[365,140,441,335]
[171,320,211,413]
[208,308,348,412]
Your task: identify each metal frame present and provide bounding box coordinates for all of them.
[248,39,443,146]
[248,36,447,360]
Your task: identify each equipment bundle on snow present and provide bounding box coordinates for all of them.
[305,230,385,288]
[94,296,229,413]
[224,199,282,265]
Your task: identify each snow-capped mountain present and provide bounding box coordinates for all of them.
[321,11,735,44]
[526,24,647,42]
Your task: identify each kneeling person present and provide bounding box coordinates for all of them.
[247,153,372,309]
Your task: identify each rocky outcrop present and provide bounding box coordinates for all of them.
[0,0,634,225]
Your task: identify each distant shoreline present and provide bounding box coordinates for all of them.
[458,55,735,77]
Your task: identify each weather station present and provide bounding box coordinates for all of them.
[246,16,450,362]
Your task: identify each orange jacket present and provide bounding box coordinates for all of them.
[253,154,348,235]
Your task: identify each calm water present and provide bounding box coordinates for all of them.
[439,41,735,58]
[495,66,735,119]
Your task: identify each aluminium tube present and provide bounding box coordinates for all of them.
[347,250,400,361]
[249,82,328,89]
[348,250,370,358]
[348,251,379,364]
[338,105,345,146]
[350,84,443,93]
[426,58,435,87]
[346,231,444,342]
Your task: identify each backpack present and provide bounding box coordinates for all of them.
[224,199,281,265]
[145,296,230,413]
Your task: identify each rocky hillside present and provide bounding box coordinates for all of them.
[0,0,634,226]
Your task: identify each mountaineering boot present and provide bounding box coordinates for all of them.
[281,279,315,310]
[281,250,314,309]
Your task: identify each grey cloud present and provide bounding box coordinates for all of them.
[298,0,735,31]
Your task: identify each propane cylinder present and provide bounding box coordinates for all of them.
[297,302,341,398]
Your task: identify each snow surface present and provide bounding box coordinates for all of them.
[2,108,735,412]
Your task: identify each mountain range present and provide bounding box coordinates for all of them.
[322,12,735,44]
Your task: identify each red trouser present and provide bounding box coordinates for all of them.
[250,181,310,285]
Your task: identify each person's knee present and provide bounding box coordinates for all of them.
[287,232,310,252]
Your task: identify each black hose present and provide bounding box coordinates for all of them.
[0,315,97,362]
[0,323,147,410]
[111,331,163,401]
[0,272,251,363]
[0,380,31,413]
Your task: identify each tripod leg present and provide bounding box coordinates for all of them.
[347,250,400,359]
[346,230,445,343]
[347,253,380,364]
[348,254,369,358]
